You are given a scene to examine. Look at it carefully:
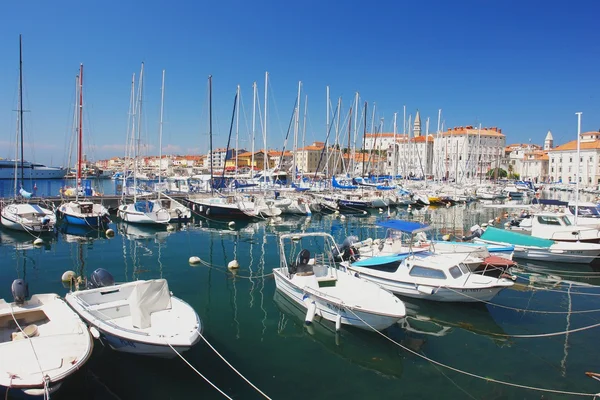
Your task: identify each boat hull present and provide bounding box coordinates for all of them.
[273,270,401,331]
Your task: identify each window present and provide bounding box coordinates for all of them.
[449,266,463,279]
[409,266,446,279]
[537,216,561,225]
[559,167,562,172]
[569,166,572,172]
[551,167,554,172]
[570,157,572,163]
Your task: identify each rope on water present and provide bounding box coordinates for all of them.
[197,331,271,399]
[164,339,232,399]
[440,286,600,314]
[346,308,600,398]
[513,276,600,297]
[194,257,274,279]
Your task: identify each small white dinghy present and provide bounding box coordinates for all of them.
[0,279,93,398]
[274,233,406,331]
[65,269,201,358]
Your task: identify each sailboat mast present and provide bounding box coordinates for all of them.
[209,75,213,195]
[251,82,256,176]
[292,81,301,184]
[263,72,268,186]
[361,101,367,177]
[78,64,83,187]
[158,69,165,196]
[19,35,24,188]
[235,84,240,177]
[575,112,582,225]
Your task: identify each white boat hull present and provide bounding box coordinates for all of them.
[273,269,403,331]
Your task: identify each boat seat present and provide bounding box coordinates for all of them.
[88,299,130,311]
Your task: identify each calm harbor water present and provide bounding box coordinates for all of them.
[1,201,600,399]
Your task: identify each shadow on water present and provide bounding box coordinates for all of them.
[273,289,404,379]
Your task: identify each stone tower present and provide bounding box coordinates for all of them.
[413,110,421,137]
[544,130,553,150]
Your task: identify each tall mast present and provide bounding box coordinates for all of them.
[77,63,83,201]
[326,86,330,178]
[361,101,367,177]
[209,75,213,194]
[575,112,582,225]
[292,81,301,184]
[393,112,397,177]
[19,35,24,189]
[301,95,308,174]
[158,69,165,198]
[263,72,268,186]
[251,82,256,176]
[133,63,144,203]
[235,84,240,177]
[425,117,429,187]
[352,92,359,176]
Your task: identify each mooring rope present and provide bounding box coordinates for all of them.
[439,286,600,314]
[164,339,232,399]
[193,257,274,280]
[197,331,271,399]
[346,308,600,398]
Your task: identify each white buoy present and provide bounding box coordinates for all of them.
[378,208,383,213]
[340,215,346,220]
[105,228,115,237]
[61,270,76,283]
[335,314,342,332]
[228,260,240,270]
[33,238,44,246]
[228,221,235,227]
[89,326,100,340]
[167,224,175,232]
[304,299,317,325]
[362,210,367,215]
[189,256,201,265]
[334,210,340,214]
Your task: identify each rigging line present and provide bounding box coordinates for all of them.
[164,339,232,399]
[512,277,600,296]
[442,286,600,315]
[197,332,271,399]
[346,308,599,398]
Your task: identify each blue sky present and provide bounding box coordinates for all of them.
[1,0,599,165]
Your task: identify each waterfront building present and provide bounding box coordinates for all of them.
[548,131,600,185]
[433,126,506,182]
[293,142,342,175]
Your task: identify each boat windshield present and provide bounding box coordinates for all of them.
[560,215,572,226]
[458,263,470,274]
[448,266,462,279]
[569,206,600,218]
[409,265,446,280]
[536,216,562,226]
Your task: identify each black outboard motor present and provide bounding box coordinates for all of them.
[11,279,29,305]
[295,249,313,275]
[87,268,115,289]
[462,225,484,241]
[333,236,360,261]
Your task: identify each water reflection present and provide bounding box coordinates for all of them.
[273,290,404,379]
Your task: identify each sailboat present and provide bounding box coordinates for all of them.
[1,35,56,233]
[117,64,170,225]
[57,64,110,227]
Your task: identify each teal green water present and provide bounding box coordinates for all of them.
[1,204,600,399]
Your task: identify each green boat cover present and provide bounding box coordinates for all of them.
[480,227,554,248]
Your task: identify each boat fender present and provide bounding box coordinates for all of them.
[89,326,100,340]
[228,260,240,270]
[167,224,175,232]
[105,228,115,237]
[33,238,44,246]
[335,314,342,332]
[304,298,317,325]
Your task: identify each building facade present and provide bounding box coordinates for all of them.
[548,131,600,185]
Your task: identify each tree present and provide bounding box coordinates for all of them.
[487,167,507,178]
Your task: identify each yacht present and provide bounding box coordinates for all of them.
[0,159,67,180]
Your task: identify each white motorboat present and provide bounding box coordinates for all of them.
[1,202,56,233]
[65,269,201,358]
[117,200,170,225]
[510,212,600,243]
[0,279,93,397]
[274,233,406,331]
[476,226,600,264]
[343,252,514,303]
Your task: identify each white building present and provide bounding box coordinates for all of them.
[549,131,600,185]
[387,135,434,178]
[433,126,506,181]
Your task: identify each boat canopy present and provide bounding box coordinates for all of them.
[376,220,432,234]
[481,227,554,248]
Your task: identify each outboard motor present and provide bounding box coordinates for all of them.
[87,268,115,289]
[295,249,313,275]
[462,225,484,241]
[333,236,360,261]
[11,279,29,306]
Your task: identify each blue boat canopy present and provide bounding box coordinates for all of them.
[376,220,432,233]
